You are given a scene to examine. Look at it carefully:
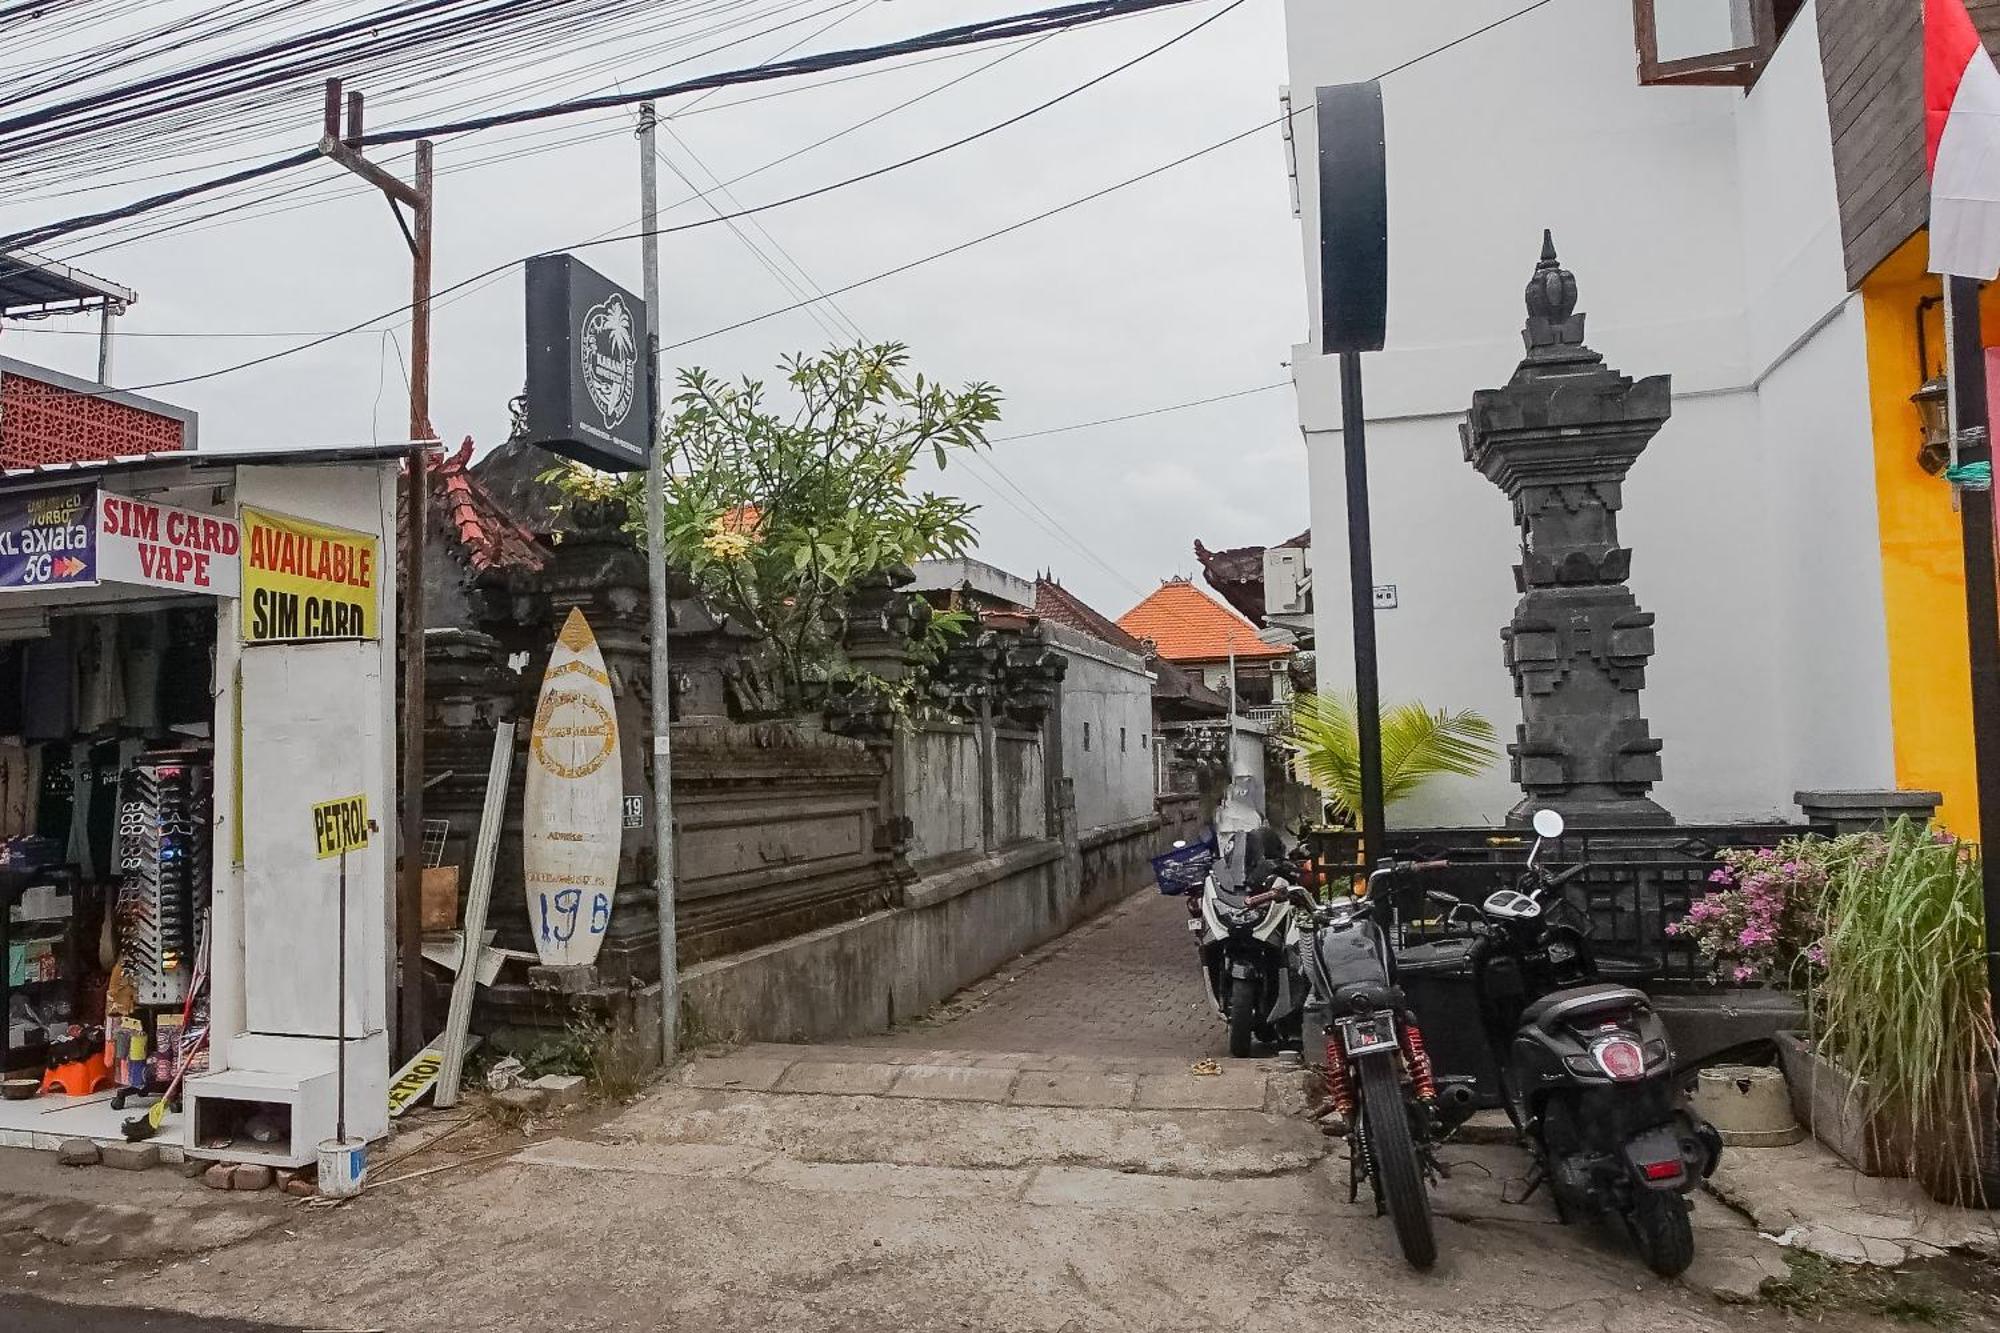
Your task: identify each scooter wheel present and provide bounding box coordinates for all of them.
[1227,976,1257,1059]
[1628,1190,1694,1278]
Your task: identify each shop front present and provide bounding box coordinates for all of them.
[0,446,402,1167]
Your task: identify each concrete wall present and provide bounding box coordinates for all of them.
[902,724,984,862]
[1286,0,1894,826]
[1043,623,1155,836]
[682,816,1170,1045]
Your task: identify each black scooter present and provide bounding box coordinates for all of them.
[1457,810,1722,1277]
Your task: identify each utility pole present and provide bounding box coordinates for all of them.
[637,102,681,1067]
[319,78,435,1060]
[1944,276,2000,1036]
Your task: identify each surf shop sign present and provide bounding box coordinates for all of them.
[521,253,650,474]
[241,506,378,643]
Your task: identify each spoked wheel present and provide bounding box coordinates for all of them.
[1627,1189,1695,1278]
[1227,975,1258,1058]
[1357,1056,1437,1270]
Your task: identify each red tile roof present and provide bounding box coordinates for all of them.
[1035,577,1229,715]
[1034,577,1149,656]
[433,437,546,572]
[1116,577,1291,664]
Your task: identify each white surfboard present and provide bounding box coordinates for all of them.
[523,608,622,967]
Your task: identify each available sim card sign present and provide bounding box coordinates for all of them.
[0,485,241,595]
[522,253,651,473]
[239,506,379,644]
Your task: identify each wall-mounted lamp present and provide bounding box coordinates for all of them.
[1914,293,1951,475]
[1913,374,1952,476]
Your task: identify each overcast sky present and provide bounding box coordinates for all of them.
[0,0,1307,621]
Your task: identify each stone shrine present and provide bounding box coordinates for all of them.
[1461,233,1672,827]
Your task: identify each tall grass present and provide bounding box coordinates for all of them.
[1812,818,1995,1204]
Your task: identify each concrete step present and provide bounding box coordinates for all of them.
[683,1043,1307,1114]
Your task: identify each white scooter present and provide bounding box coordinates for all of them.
[1187,828,1309,1057]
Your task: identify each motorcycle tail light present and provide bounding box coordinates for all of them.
[1590,1036,1647,1082]
[1639,1159,1684,1182]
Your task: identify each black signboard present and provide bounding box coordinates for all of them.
[523,254,650,472]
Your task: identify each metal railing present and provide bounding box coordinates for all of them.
[1302,821,1826,984]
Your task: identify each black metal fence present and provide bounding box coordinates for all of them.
[1303,822,1829,983]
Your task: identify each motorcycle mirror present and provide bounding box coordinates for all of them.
[1531,809,1565,840]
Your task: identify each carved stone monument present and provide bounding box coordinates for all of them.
[1461,234,1671,827]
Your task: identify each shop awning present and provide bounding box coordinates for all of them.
[0,443,422,484]
[0,250,135,318]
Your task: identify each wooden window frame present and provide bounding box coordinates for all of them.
[1633,0,1776,88]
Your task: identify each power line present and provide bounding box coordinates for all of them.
[0,0,1211,258]
[986,380,1287,441]
[30,0,1558,399]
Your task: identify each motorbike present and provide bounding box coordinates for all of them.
[1457,809,1723,1278]
[1187,827,1307,1058]
[1284,859,1479,1271]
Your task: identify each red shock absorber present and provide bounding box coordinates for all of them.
[1323,1032,1355,1118]
[1402,1021,1437,1103]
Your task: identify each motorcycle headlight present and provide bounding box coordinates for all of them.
[1222,906,1261,928]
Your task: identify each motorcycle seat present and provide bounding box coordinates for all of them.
[1520,982,1649,1033]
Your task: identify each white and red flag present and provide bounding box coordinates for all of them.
[1929,0,2000,278]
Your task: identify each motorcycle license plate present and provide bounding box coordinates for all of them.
[1186,918,1201,933]
[1338,1013,1397,1056]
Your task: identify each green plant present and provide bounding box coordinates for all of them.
[1762,1252,1963,1326]
[1283,691,1498,827]
[1811,818,1995,1205]
[1668,836,1838,986]
[553,342,998,705]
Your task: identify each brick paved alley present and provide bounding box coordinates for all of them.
[860,885,1228,1059]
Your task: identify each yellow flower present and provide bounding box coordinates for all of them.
[701,530,754,561]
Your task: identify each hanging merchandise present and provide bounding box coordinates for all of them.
[114,755,209,1008]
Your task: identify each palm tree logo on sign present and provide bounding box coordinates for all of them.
[579,293,637,432]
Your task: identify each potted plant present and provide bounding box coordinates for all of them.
[1804,820,1995,1205]
[1669,819,1996,1201]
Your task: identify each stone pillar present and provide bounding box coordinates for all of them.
[1462,233,1672,827]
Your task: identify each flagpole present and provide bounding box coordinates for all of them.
[1942,276,2000,1034]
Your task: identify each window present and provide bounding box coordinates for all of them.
[1120,727,1127,752]
[1083,722,1091,752]
[1632,0,1805,89]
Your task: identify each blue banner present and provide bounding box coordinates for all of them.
[0,486,96,591]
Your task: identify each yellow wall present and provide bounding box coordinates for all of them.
[1859,231,1989,836]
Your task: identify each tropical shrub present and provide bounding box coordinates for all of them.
[552,342,998,705]
[1284,691,1498,827]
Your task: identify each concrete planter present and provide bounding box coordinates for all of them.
[1774,1031,1909,1178]
[1776,1031,1999,1202]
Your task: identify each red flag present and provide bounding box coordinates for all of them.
[1928,0,2000,278]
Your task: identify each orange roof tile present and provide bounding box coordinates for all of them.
[1116,577,1291,664]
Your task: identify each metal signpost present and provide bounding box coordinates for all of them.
[637,102,681,1067]
[1316,80,1391,863]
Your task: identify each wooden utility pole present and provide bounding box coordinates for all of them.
[319,78,435,1059]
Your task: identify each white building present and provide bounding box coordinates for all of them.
[1283,0,1905,828]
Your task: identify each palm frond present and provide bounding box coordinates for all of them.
[1284,690,1499,824]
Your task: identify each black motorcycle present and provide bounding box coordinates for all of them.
[1286,860,1479,1270]
[1458,810,1722,1277]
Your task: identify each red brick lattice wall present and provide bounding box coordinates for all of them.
[0,370,186,467]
